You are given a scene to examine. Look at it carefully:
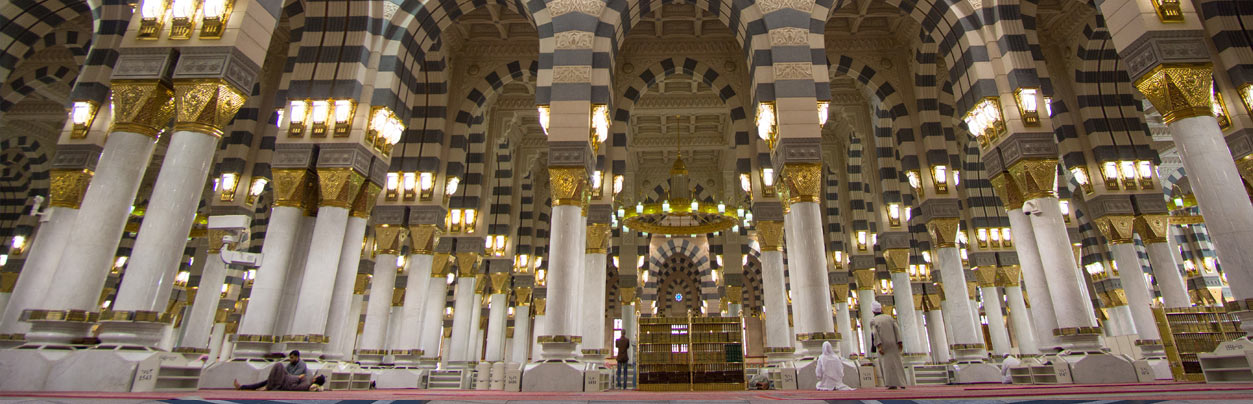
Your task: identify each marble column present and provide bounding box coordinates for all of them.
[780,165,837,357]
[322,212,370,362]
[974,267,1010,356]
[392,234,436,366]
[581,222,610,360]
[511,289,532,363]
[359,253,400,365]
[835,302,854,357]
[1016,167,1102,348]
[448,255,480,364]
[999,266,1038,356]
[0,204,79,338]
[1137,69,1253,330]
[854,273,875,355]
[418,253,451,362]
[1137,215,1190,308]
[485,274,509,362]
[929,217,989,363]
[885,253,925,356]
[1108,240,1164,357]
[274,213,316,339]
[924,296,950,363]
[177,250,227,352]
[534,165,585,360]
[1007,208,1060,350]
[234,200,303,356]
[470,288,485,361]
[758,221,793,352]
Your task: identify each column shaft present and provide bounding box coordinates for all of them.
[761,250,792,348]
[1145,242,1189,308]
[890,272,925,354]
[1003,285,1037,355]
[511,305,531,363]
[857,289,874,354]
[361,255,399,353]
[419,275,449,359]
[485,293,507,361]
[322,216,368,360]
[449,277,477,362]
[784,203,835,352]
[396,254,434,350]
[0,207,77,335]
[836,302,854,356]
[178,253,227,350]
[1008,209,1060,349]
[580,253,607,353]
[1111,244,1161,341]
[288,206,352,339]
[45,131,155,311]
[980,286,1011,356]
[238,206,302,337]
[936,247,982,355]
[926,309,950,363]
[1025,198,1100,331]
[538,204,582,359]
[115,130,218,312]
[272,214,315,339]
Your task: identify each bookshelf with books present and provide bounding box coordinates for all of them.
[1153,306,1244,382]
[637,316,745,391]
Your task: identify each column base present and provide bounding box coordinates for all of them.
[355,349,388,367]
[763,346,796,364]
[535,335,580,361]
[902,352,929,365]
[22,310,99,346]
[521,360,584,391]
[280,335,328,359]
[229,334,277,360]
[1051,349,1139,384]
[580,348,610,363]
[171,346,211,363]
[96,312,172,349]
[199,357,274,389]
[390,349,425,367]
[794,357,860,389]
[950,362,1001,384]
[0,344,77,390]
[43,347,173,391]
[0,333,26,348]
[374,367,427,388]
[795,333,839,359]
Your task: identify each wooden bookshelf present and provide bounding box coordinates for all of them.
[637,316,745,391]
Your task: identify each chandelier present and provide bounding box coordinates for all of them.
[621,116,740,235]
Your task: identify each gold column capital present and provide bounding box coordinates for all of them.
[109,79,176,138]
[724,285,743,304]
[586,223,611,254]
[618,286,637,305]
[317,168,367,209]
[924,293,941,310]
[408,224,441,255]
[475,274,489,294]
[456,251,481,277]
[548,166,587,206]
[988,173,1025,210]
[49,169,93,209]
[349,182,382,219]
[925,218,962,248]
[1134,214,1171,244]
[996,265,1021,287]
[974,267,997,288]
[1094,215,1136,244]
[206,228,235,254]
[354,274,369,294]
[782,162,823,203]
[883,248,909,272]
[755,220,785,251]
[830,284,849,302]
[1007,159,1058,200]
[966,281,978,300]
[1102,288,1128,307]
[533,297,547,315]
[374,225,409,255]
[172,78,247,137]
[431,253,453,277]
[853,269,876,290]
[1132,63,1214,125]
[490,272,511,295]
[514,286,533,305]
[270,168,309,208]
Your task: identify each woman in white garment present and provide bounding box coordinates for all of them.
[815,341,855,391]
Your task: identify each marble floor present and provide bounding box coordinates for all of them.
[1,382,1252,403]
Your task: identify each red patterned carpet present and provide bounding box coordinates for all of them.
[3,382,1253,401]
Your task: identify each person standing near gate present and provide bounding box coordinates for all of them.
[616,336,632,389]
[870,301,907,389]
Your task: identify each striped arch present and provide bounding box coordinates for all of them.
[0,0,90,86]
[739,247,764,317]
[641,238,716,309]
[1158,166,1188,197]
[452,59,540,137]
[613,56,750,129]
[447,59,539,215]
[0,63,78,112]
[1195,0,1253,87]
[0,136,49,238]
[828,54,910,221]
[1068,17,1156,171]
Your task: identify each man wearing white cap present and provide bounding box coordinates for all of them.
[869,301,907,389]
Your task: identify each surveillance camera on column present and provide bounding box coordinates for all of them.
[210,215,263,268]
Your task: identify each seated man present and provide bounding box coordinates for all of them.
[235,350,319,391]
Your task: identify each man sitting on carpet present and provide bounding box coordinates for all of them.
[234,350,323,391]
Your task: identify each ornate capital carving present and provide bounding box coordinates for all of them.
[974,268,997,287]
[1095,215,1137,244]
[431,253,454,277]
[317,168,367,209]
[349,183,382,218]
[618,287,637,305]
[374,225,409,255]
[408,224,441,255]
[49,169,93,209]
[514,286,533,305]
[548,166,587,206]
[109,80,176,137]
[271,169,309,208]
[456,252,482,277]
[883,248,909,272]
[172,79,247,136]
[782,163,822,203]
[533,297,547,315]
[988,173,1024,210]
[830,284,849,301]
[1135,214,1171,244]
[724,285,742,304]
[925,218,962,248]
[755,220,785,251]
[490,272,511,295]
[1007,159,1058,200]
[1133,63,1214,125]
[853,269,876,290]
[586,223,611,254]
[996,265,1022,287]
